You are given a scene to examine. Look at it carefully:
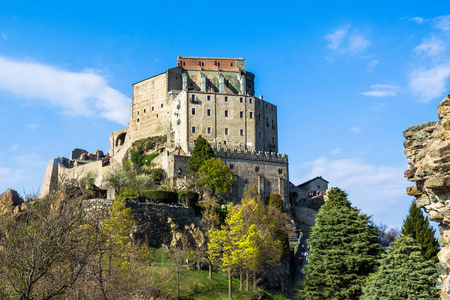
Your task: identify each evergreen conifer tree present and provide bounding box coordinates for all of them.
[187,135,214,172]
[362,235,439,300]
[402,200,439,262]
[300,187,381,300]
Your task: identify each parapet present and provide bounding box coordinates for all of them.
[213,147,288,163]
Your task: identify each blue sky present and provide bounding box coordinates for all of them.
[1,1,449,229]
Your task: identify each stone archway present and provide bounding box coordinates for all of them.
[116,132,126,147]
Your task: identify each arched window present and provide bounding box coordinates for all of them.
[116,132,126,146]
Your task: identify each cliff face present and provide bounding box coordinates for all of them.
[404,93,450,298]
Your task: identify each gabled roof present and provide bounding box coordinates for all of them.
[298,176,329,187]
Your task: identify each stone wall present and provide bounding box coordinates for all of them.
[403,93,450,299]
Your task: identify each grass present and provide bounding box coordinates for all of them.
[147,246,287,300]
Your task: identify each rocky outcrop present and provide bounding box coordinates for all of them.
[0,189,24,215]
[404,92,450,299]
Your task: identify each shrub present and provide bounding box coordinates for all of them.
[268,193,283,212]
[142,152,159,166]
[141,190,178,204]
[151,168,165,185]
[178,191,200,208]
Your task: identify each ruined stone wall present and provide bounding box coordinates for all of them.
[404,93,450,299]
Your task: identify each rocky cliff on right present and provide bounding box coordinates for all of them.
[404,92,450,299]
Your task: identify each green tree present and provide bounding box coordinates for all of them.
[105,167,131,194]
[362,235,439,300]
[402,200,439,262]
[188,135,214,172]
[268,193,284,212]
[300,187,381,300]
[197,157,234,198]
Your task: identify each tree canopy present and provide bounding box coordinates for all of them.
[300,187,381,300]
[362,235,439,300]
[188,135,214,172]
[402,200,439,262]
[197,157,234,196]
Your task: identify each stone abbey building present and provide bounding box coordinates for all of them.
[41,56,289,206]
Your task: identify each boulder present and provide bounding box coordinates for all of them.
[0,189,24,215]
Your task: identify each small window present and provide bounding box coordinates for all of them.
[225,128,228,135]
[240,97,243,103]
[183,62,185,66]
[278,168,283,174]
[152,106,154,111]
[258,114,261,121]
[218,62,220,67]
[191,94,195,101]
[271,106,273,111]
[266,104,268,109]
[255,166,259,172]
[137,118,140,123]
[240,129,244,136]
[249,112,253,118]
[207,95,211,100]
[202,62,204,66]
[207,109,211,116]
[224,96,228,102]
[249,98,252,104]
[214,61,217,66]
[144,109,146,113]
[192,126,196,133]
[225,110,228,117]
[137,111,140,115]
[156,114,158,118]
[268,181,270,187]
[230,164,234,170]
[207,127,211,134]
[161,104,163,108]
[192,108,196,115]
[240,111,243,118]
[198,61,201,66]
[231,63,233,67]
[224,141,226,145]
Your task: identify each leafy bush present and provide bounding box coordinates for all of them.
[141,190,178,204]
[268,193,283,212]
[130,145,146,166]
[142,152,159,166]
[117,186,136,201]
[151,168,165,185]
[178,191,199,208]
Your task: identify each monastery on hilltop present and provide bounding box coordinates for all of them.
[41,56,326,209]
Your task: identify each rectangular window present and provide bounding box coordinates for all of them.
[271,106,274,111]
[144,109,146,113]
[192,127,195,133]
[137,111,140,115]
[240,129,244,136]
[192,108,195,115]
[258,114,261,121]
[191,94,195,101]
[266,117,269,127]
[240,97,243,103]
[224,96,228,102]
[207,127,211,134]
[137,118,140,123]
[152,106,154,111]
[225,128,228,135]
[230,164,234,170]
[207,109,211,116]
[161,103,163,108]
[225,110,228,117]
[249,98,252,104]
[240,111,243,118]
[249,112,253,118]
[207,95,211,100]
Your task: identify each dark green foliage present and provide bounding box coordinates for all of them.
[142,152,159,166]
[141,190,178,204]
[402,200,439,262]
[151,168,165,185]
[130,145,146,166]
[300,187,381,300]
[188,135,214,172]
[178,190,200,208]
[268,193,283,212]
[116,186,136,201]
[131,135,167,151]
[362,235,439,300]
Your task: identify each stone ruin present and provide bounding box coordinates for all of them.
[404,92,450,299]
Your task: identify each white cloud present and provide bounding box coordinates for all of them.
[367,60,379,68]
[410,17,427,24]
[414,36,447,57]
[325,25,350,50]
[409,64,450,102]
[325,25,370,58]
[296,157,410,228]
[0,56,130,125]
[28,123,38,131]
[332,148,341,155]
[433,15,450,30]
[361,84,397,97]
[1,33,7,40]
[350,127,362,134]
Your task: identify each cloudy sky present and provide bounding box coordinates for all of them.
[1,1,449,229]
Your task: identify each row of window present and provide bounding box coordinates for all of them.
[136,104,163,116]
[227,164,282,175]
[192,94,275,112]
[191,108,254,119]
[191,127,244,136]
